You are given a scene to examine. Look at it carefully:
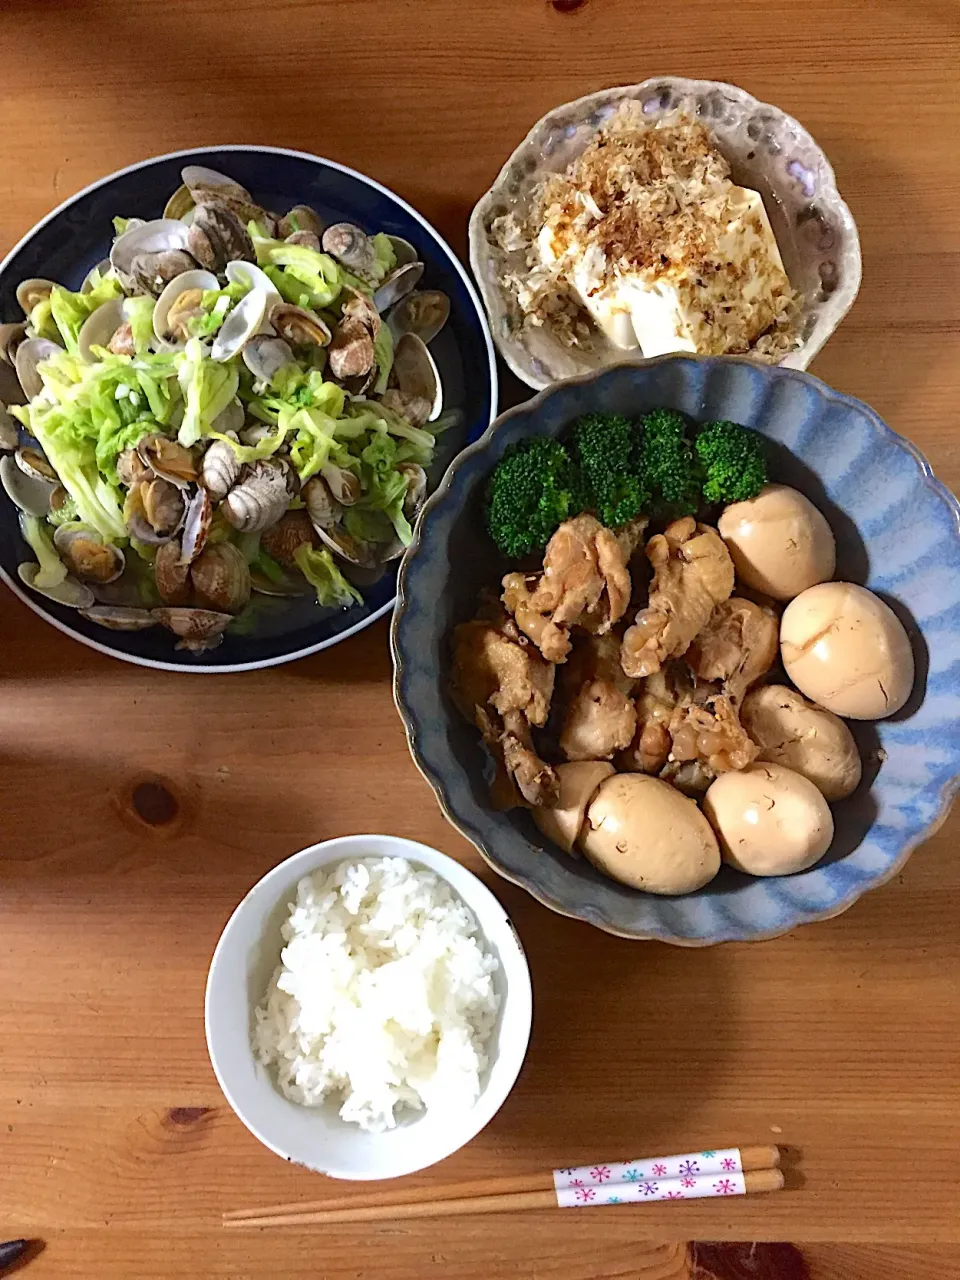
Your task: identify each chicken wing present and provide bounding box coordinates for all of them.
[621,518,735,679]
[557,633,637,761]
[450,615,558,808]
[687,596,779,704]
[503,514,632,663]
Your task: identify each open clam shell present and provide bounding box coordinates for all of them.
[53,525,125,584]
[15,337,61,399]
[302,476,343,531]
[322,223,377,276]
[179,485,214,564]
[314,523,383,568]
[79,605,157,631]
[152,606,233,652]
[125,478,186,544]
[279,205,325,239]
[268,303,331,350]
[0,322,28,367]
[152,269,219,344]
[163,184,195,220]
[137,434,198,489]
[18,562,95,609]
[211,288,269,362]
[110,219,193,279]
[77,298,126,362]
[320,464,361,506]
[16,278,56,315]
[392,333,442,421]
[0,403,19,451]
[188,204,256,273]
[373,261,424,313]
[1,453,55,515]
[387,236,419,268]
[16,447,58,483]
[242,335,294,383]
[225,260,282,314]
[387,290,451,345]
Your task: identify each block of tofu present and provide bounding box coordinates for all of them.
[539,185,791,357]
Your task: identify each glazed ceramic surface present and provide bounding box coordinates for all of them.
[470,78,861,390]
[393,356,960,944]
[0,146,496,671]
[205,833,532,1179]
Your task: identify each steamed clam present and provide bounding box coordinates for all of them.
[190,541,250,614]
[15,337,60,399]
[18,561,95,609]
[152,269,219,343]
[322,223,377,276]
[387,290,451,345]
[391,333,442,421]
[152,606,233,652]
[16,278,56,315]
[268,303,331,350]
[279,205,325,239]
[200,436,243,501]
[0,166,454,654]
[187,203,256,273]
[137,434,198,489]
[221,459,290,533]
[53,525,125,584]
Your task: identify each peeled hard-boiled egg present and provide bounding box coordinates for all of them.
[580,774,720,895]
[703,763,834,876]
[740,684,862,801]
[532,761,615,853]
[780,581,914,719]
[718,484,836,601]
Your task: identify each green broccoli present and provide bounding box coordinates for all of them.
[638,407,700,517]
[485,437,582,557]
[694,419,768,504]
[567,412,650,529]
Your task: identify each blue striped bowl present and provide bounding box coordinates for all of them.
[392,356,960,944]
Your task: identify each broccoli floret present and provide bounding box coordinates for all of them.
[485,437,581,557]
[567,412,650,528]
[695,419,768,504]
[639,408,700,516]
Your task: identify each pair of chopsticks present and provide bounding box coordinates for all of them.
[224,1144,783,1227]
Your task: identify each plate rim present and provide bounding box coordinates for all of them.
[0,143,499,673]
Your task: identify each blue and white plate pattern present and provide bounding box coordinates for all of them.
[0,146,496,671]
[392,356,960,944]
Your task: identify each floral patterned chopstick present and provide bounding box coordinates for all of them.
[224,1145,783,1226]
[553,1144,780,1206]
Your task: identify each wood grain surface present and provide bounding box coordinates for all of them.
[1,1,958,1277]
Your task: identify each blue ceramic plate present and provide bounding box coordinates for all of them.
[393,356,960,944]
[0,146,496,671]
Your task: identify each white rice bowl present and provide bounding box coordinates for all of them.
[205,834,532,1180]
[254,856,500,1132]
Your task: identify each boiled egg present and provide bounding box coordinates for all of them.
[533,761,615,854]
[579,773,720,895]
[718,485,836,601]
[703,762,834,876]
[740,684,862,802]
[780,581,914,719]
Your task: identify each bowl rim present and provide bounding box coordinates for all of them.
[391,353,960,945]
[0,144,498,673]
[468,75,863,391]
[204,832,533,1178]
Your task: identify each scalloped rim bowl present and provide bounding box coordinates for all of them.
[469,77,862,391]
[392,356,960,945]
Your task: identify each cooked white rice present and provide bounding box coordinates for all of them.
[254,856,500,1133]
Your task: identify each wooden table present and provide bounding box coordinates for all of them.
[1,1,958,1276]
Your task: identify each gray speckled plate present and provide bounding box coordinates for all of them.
[469,78,862,390]
[392,356,960,945]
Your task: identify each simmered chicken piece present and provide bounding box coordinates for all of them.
[687,596,779,704]
[450,613,558,808]
[502,514,631,663]
[667,687,759,777]
[621,518,734,679]
[557,633,637,761]
[617,664,693,775]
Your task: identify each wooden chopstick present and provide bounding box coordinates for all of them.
[226,1167,784,1227]
[224,1144,781,1226]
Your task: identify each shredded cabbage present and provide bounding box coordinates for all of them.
[177,338,240,447]
[293,544,362,608]
[49,278,125,353]
[20,515,67,589]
